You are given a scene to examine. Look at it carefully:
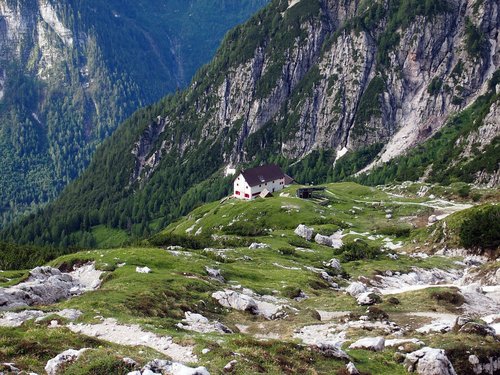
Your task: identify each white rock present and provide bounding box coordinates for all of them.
[349,337,385,351]
[404,347,457,375]
[223,360,237,372]
[212,290,257,313]
[428,215,438,224]
[294,225,314,241]
[315,234,333,247]
[205,267,225,283]
[45,348,89,375]
[135,359,210,375]
[346,282,368,297]
[177,312,232,334]
[323,258,341,270]
[201,349,210,355]
[346,362,360,375]
[357,292,380,306]
[385,338,425,348]
[249,243,269,249]
[136,266,151,274]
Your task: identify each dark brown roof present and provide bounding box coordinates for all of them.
[240,164,285,186]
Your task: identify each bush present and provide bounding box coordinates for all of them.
[149,233,214,249]
[222,222,267,237]
[378,225,412,237]
[288,237,312,248]
[279,247,296,256]
[459,205,500,249]
[334,240,382,262]
[431,289,465,306]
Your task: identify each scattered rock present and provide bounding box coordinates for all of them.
[346,282,368,297]
[205,267,225,283]
[201,348,210,355]
[404,347,457,375]
[349,337,385,352]
[468,354,500,375]
[1,363,20,373]
[212,290,257,313]
[177,312,232,334]
[131,359,210,375]
[122,357,138,367]
[294,225,314,241]
[357,292,381,306]
[315,343,350,360]
[315,234,333,247]
[458,322,496,337]
[249,243,269,249]
[223,360,237,372]
[428,215,438,224]
[320,272,338,288]
[135,266,151,274]
[212,290,288,320]
[323,258,341,271]
[346,362,360,375]
[45,348,89,375]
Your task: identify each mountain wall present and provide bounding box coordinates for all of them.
[2,0,499,247]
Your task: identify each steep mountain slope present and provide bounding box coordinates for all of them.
[0,0,269,226]
[2,0,499,247]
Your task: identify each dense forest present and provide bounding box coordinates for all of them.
[0,0,269,227]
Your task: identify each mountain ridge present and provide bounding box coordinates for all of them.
[1,0,498,248]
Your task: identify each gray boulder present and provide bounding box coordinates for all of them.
[357,292,381,306]
[349,337,385,352]
[323,258,342,271]
[249,243,269,249]
[315,343,350,360]
[346,362,360,375]
[346,282,368,297]
[212,290,257,313]
[294,225,314,241]
[205,267,225,283]
[45,348,89,375]
[405,347,457,375]
[315,234,333,247]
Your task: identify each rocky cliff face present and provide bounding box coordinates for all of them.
[129,0,499,186]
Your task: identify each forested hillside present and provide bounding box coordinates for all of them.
[2,0,498,249]
[0,0,269,226]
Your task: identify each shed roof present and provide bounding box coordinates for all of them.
[240,164,285,186]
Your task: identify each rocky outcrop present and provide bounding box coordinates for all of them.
[294,225,315,241]
[349,337,385,352]
[45,348,89,375]
[0,263,103,311]
[405,347,457,375]
[0,309,82,327]
[176,312,232,334]
[211,289,289,320]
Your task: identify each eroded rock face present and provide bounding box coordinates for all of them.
[468,354,500,375]
[346,282,368,297]
[405,347,457,375]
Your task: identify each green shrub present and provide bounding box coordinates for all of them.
[378,225,412,237]
[279,247,296,256]
[222,222,267,237]
[459,205,500,249]
[288,237,312,248]
[430,289,464,306]
[334,240,382,262]
[427,77,443,95]
[149,233,214,249]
